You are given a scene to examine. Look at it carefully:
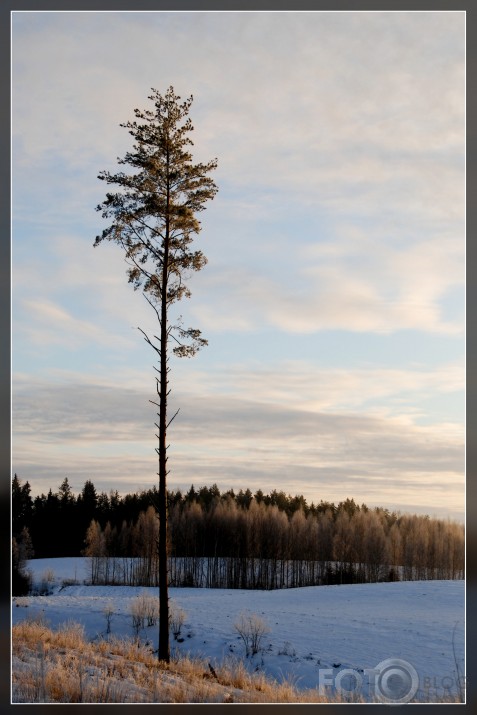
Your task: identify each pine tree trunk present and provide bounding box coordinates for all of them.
[158,167,171,663]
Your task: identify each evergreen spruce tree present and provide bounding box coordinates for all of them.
[95,87,217,661]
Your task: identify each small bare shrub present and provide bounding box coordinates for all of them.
[130,604,144,637]
[103,602,114,634]
[143,594,160,627]
[169,602,186,641]
[61,578,79,588]
[278,641,297,658]
[130,592,159,636]
[43,568,56,584]
[37,569,56,595]
[233,612,271,658]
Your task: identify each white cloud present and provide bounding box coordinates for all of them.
[14,296,137,354]
[191,227,463,336]
[12,12,464,338]
[11,11,465,521]
[12,358,464,518]
[13,12,464,196]
[173,358,464,427]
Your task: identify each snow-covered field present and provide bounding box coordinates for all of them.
[13,558,465,703]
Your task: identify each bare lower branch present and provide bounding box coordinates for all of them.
[143,293,162,324]
[138,327,161,355]
[166,408,180,428]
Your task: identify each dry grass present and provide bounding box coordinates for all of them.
[12,619,459,704]
[12,618,340,703]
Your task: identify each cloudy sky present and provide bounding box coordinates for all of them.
[12,10,465,520]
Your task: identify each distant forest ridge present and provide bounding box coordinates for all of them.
[12,476,464,590]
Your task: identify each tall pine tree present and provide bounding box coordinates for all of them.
[95,87,217,661]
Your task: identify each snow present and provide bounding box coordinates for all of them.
[13,558,465,703]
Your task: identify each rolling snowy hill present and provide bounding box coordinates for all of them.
[12,557,465,703]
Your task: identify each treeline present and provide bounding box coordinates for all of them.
[11,475,361,557]
[13,474,179,558]
[14,475,303,558]
[84,493,464,589]
[13,475,464,590]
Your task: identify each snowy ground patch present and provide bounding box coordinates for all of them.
[13,558,465,703]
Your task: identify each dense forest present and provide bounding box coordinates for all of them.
[12,475,464,592]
